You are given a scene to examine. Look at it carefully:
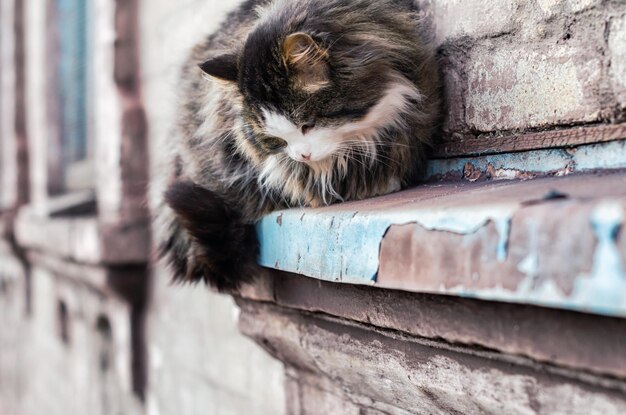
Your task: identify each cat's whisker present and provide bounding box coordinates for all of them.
[347,141,412,149]
[340,146,402,170]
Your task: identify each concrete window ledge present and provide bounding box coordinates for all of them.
[14,204,150,266]
[237,171,626,413]
[256,169,626,319]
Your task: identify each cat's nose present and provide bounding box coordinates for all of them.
[300,153,311,161]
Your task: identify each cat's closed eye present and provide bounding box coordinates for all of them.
[320,107,370,121]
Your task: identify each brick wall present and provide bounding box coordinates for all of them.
[420,0,625,133]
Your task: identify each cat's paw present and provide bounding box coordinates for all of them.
[185,238,258,292]
[165,181,258,291]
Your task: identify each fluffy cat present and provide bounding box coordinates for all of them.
[155,0,441,290]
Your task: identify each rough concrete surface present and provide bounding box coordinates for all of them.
[465,45,603,130]
[261,270,626,380]
[422,0,625,137]
[240,301,626,415]
[609,13,626,111]
[146,268,286,415]
[0,259,142,415]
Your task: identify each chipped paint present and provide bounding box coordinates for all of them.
[517,219,540,278]
[495,217,511,261]
[257,203,516,284]
[427,138,626,182]
[256,153,626,318]
[427,147,573,180]
[573,140,626,171]
[445,202,626,317]
[571,202,626,315]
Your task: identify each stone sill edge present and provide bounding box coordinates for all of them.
[256,170,626,319]
[13,205,150,266]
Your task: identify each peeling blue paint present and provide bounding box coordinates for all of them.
[427,148,572,179]
[495,217,511,261]
[257,204,516,284]
[447,202,626,318]
[257,196,626,317]
[571,202,626,315]
[427,138,626,181]
[573,140,626,171]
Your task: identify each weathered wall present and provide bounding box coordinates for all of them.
[0,240,25,415]
[414,0,626,186]
[1,0,148,413]
[0,0,17,209]
[1,217,144,414]
[140,1,286,414]
[1,263,142,415]
[418,0,626,137]
[238,272,626,415]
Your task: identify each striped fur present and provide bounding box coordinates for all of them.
[155,0,441,289]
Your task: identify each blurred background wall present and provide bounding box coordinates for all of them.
[0,0,285,414]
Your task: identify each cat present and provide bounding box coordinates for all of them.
[154,0,441,290]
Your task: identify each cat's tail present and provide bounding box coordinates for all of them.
[158,181,258,291]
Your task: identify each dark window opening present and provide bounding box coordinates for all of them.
[96,315,113,372]
[57,299,70,345]
[50,0,94,194]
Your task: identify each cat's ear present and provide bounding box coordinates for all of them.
[282,33,329,92]
[198,53,238,82]
[282,33,328,66]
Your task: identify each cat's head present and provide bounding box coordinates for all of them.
[199,0,424,165]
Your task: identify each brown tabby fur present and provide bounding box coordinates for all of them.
[154,0,441,290]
